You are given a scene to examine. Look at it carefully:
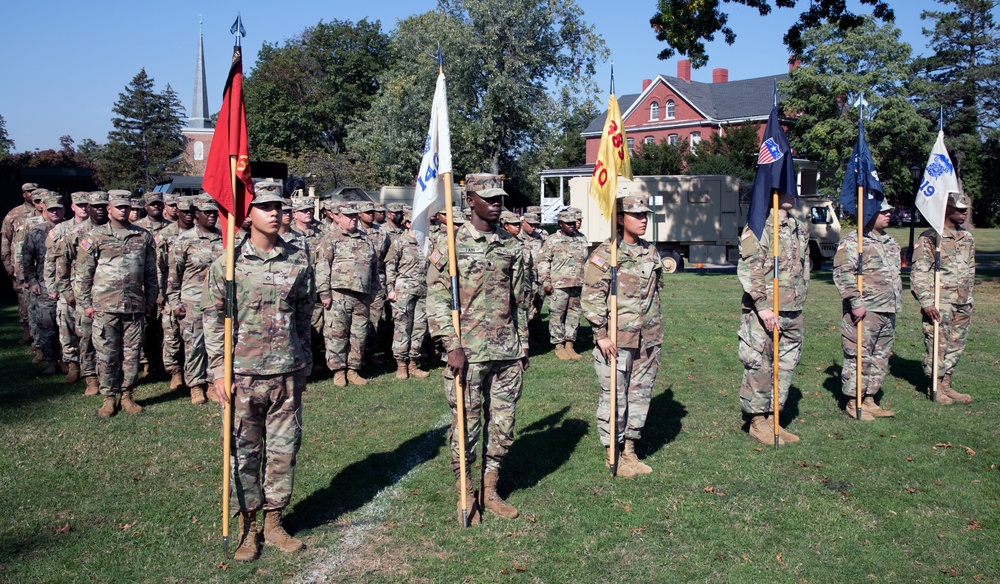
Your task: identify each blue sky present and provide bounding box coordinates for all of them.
[2,0,946,152]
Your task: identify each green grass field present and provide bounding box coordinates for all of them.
[1,247,997,582]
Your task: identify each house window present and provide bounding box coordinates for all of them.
[644,136,655,145]
[627,137,634,153]
[690,132,701,152]
[666,100,675,119]
[667,134,678,146]
[650,102,659,121]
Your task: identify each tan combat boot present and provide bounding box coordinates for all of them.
[41,361,58,375]
[553,342,569,361]
[940,375,972,404]
[767,414,800,443]
[749,414,784,445]
[233,511,260,562]
[83,376,100,396]
[18,325,31,344]
[607,445,638,478]
[120,391,143,415]
[190,384,207,405]
[862,396,895,417]
[930,379,953,404]
[454,475,481,526]
[97,395,117,418]
[169,371,184,390]
[346,369,368,386]
[333,370,347,387]
[395,360,409,380]
[59,361,69,374]
[481,471,518,519]
[622,440,653,474]
[64,362,80,383]
[31,348,43,364]
[562,342,582,360]
[408,361,429,379]
[262,510,304,552]
[845,400,875,421]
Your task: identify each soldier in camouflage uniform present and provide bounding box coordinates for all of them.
[736,192,810,445]
[291,197,326,370]
[358,201,392,366]
[162,193,180,222]
[167,197,223,404]
[17,189,47,359]
[134,192,173,377]
[77,191,158,418]
[582,196,662,478]
[539,209,589,360]
[427,176,529,522]
[2,183,41,343]
[386,211,430,380]
[518,212,545,325]
[203,188,314,562]
[833,201,901,420]
[316,203,377,386]
[383,202,406,239]
[21,194,66,373]
[158,197,196,390]
[525,206,548,241]
[44,191,91,383]
[911,191,976,405]
[57,192,110,395]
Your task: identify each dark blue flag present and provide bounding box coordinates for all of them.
[747,105,797,240]
[839,117,884,227]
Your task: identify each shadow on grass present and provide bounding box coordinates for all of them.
[889,353,928,397]
[640,386,687,457]
[822,361,845,408]
[284,425,447,532]
[502,406,588,497]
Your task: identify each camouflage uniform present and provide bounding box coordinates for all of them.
[315,211,377,372]
[167,225,223,388]
[833,229,902,397]
[360,204,392,360]
[156,206,195,378]
[385,229,428,361]
[582,219,663,446]
[134,205,173,373]
[517,215,545,323]
[17,209,45,346]
[538,222,588,346]
[911,226,975,379]
[2,187,40,332]
[59,197,107,380]
[292,207,327,361]
[736,215,810,414]
[45,212,85,367]
[202,234,314,513]
[77,221,158,396]
[22,213,62,362]
[426,219,529,475]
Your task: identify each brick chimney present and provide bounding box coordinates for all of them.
[642,78,652,91]
[712,68,728,83]
[677,59,691,82]
[789,58,802,71]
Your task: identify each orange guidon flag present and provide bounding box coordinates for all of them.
[588,94,633,220]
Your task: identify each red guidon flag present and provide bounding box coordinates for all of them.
[202,45,254,246]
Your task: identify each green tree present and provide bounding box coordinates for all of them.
[244,19,395,158]
[650,0,895,68]
[781,18,932,204]
[632,138,688,175]
[101,69,186,190]
[349,0,607,200]
[685,121,760,180]
[0,114,13,155]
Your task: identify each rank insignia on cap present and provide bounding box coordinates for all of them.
[589,254,606,268]
[80,239,91,251]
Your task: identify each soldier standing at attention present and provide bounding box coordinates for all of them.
[167,197,223,405]
[2,183,41,344]
[518,212,545,327]
[315,203,377,387]
[203,188,314,562]
[911,191,976,405]
[384,203,406,238]
[833,200,901,420]
[17,189,47,361]
[44,191,91,383]
[291,197,326,369]
[582,196,662,478]
[162,193,181,222]
[22,194,66,374]
[427,178,529,522]
[736,191,809,445]
[77,190,158,418]
[385,210,430,380]
[134,192,173,377]
[539,209,589,360]
[159,197,196,391]
[358,201,391,367]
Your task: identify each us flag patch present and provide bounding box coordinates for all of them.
[80,239,91,251]
[589,254,606,268]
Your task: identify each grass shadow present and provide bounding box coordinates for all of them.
[889,352,928,397]
[283,425,446,532]
[822,361,844,408]
[501,406,588,497]
[639,386,686,458]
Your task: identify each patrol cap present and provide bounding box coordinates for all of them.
[22,182,40,192]
[130,197,146,209]
[250,181,285,206]
[196,196,219,212]
[526,205,541,215]
[144,192,164,204]
[108,190,132,207]
[386,202,404,213]
[618,195,651,214]
[477,187,507,199]
[70,191,90,205]
[164,193,179,205]
[878,200,893,212]
[947,191,970,210]
[176,196,196,212]
[402,210,412,222]
[88,191,110,206]
[357,201,375,213]
[500,211,520,225]
[568,206,583,219]
[557,209,575,223]
[339,203,360,215]
[31,189,47,202]
[465,173,503,193]
[43,194,64,210]
[452,206,466,224]
[374,203,386,212]
[403,203,412,212]
[293,197,315,212]
[281,198,292,212]
[523,212,541,225]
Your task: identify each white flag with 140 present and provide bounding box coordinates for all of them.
[411,72,453,253]
[916,130,959,236]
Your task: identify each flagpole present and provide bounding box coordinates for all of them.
[855,186,864,419]
[771,189,780,448]
[931,233,941,402]
[608,197,619,475]
[221,155,238,558]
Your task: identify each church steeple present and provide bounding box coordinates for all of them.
[188,19,211,129]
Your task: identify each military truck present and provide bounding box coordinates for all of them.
[568,175,840,273]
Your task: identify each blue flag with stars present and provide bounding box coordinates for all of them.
[839,117,884,227]
[747,105,797,240]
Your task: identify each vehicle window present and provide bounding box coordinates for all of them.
[810,207,831,224]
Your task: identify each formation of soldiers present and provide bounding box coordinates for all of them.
[1,178,979,553]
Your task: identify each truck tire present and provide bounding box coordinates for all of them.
[660,250,684,274]
[809,243,824,271]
